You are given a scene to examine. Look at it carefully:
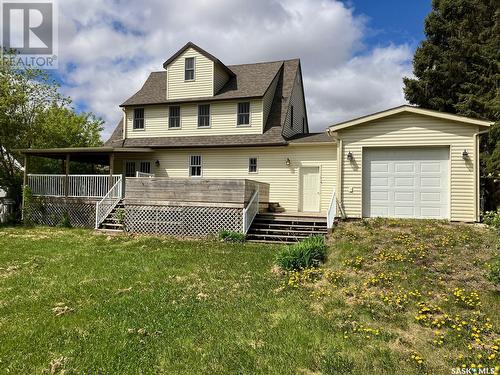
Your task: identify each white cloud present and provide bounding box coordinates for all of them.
[55,0,412,138]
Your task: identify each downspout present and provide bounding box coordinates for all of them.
[474,129,490,222]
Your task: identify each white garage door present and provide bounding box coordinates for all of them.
[362,147,449,219]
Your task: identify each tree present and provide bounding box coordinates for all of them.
[0,56,103,211]
[403,0,500,208]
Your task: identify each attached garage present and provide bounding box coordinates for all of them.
[328,106,492,222]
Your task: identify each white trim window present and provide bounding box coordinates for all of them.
[248,157,258,173]
[169,106,181,129]
[189,155,202,177]
[198,104,210,128]
[237,102,250,126]
[185,57,195,81]
[133,108,144,130]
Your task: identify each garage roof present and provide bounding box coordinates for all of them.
[328,105,493,132]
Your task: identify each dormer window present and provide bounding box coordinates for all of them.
[133,108,144,130]
[237,102,250,126]
[198,104,210,128]
[185,57,195,81]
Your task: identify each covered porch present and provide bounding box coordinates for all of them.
[18,146,270,234]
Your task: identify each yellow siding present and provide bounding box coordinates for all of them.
[262,72,279,127]
[337,113,478,221]
[125,100,264,138]
[283,72,307,138]
[213,64,229,94]
[166,47,213,100]
[114,144,337,213]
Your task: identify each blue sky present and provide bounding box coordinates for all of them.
[347,0,431,48]
[52,0,432,138]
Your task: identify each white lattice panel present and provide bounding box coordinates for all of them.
[124,205,243,236]
[27,198,96,228]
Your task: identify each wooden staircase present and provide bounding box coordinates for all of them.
[246,213,328,243]
[97,200,125,233]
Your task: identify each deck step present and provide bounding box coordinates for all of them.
[247,213,328,243]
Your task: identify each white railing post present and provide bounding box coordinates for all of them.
[327,189,337,229]
[242,188,259,234]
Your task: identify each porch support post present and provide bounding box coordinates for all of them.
[23,155,28,187]
[109,153,115,190]
[21,155,28,220]
[64,154,70,197]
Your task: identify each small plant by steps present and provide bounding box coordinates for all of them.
[275,235,327,270]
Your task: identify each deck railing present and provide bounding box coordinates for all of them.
[95,176,123,229]
[135,172,154,178]
[327,189,337,229]
[27,174,121,198]
[242,188,259,234]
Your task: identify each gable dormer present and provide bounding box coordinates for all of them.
[163,42,234,100]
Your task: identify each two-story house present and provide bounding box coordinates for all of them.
[19,41,492,240]
[105,42,337,214]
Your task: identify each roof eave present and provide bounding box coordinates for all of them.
[328,105,494,132]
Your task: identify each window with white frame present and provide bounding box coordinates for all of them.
[237,102,250,126]
[189,155,202,177]
[185,57,195,80]
[169,106,181,128]
[198,104,210,127]
[133,108,144,130]
[248,157,258,173]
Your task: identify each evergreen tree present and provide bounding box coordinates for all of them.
[403,0,500,208]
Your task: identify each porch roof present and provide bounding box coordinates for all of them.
[17,147,153,164]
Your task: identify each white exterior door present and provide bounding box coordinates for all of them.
[362,148,449,219]
[301,167,320,212]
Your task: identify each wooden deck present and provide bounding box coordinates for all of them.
[124,177,269,208]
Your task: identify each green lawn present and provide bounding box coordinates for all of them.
[0,221,498,374]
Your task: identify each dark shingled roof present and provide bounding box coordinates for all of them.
[288,132,335,143]
[121,60,285,107]
[105,59,309,148]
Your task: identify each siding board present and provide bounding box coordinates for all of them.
[166,48,214,100]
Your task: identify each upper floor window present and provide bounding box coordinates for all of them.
[185,57,195,80]
[237,102,250,126]
[248,157,258,173]
[169,106,181,129]
[189,155,202,177]
[290,105,294,129]
[133,108,144,130]
[198,104,210,128]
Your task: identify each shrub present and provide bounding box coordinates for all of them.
[482,209,500,228]
[275,235,327,271]
[58,211,72,228]
[219,230,246,243]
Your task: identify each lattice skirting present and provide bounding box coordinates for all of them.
[124,205,243,236]
[26,197,96,228]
